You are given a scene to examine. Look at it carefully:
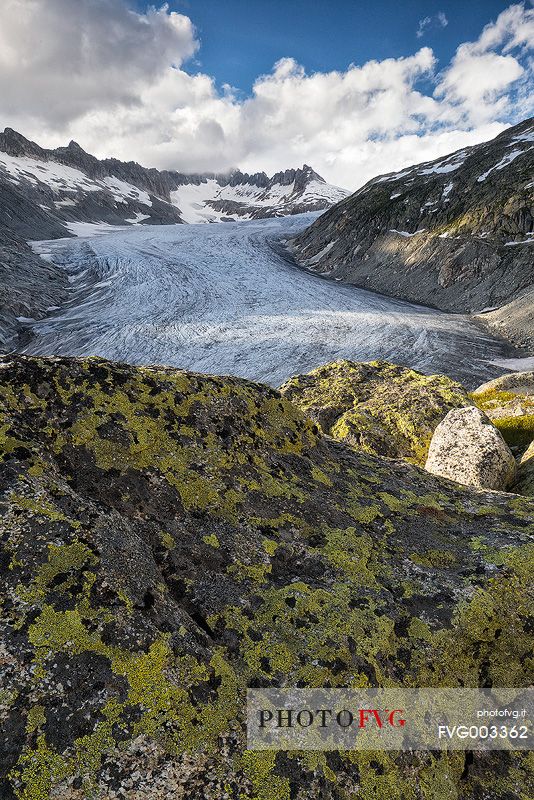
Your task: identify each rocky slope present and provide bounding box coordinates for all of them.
[478,286,534,352]
[1,355,533,799]
[0,128,348,233]
[0,229,68,352]
[289,117,534,343]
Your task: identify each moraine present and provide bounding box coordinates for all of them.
[23,213,515,388]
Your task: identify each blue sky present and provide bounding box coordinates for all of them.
[1,1,532,187]
[143,1,516,94]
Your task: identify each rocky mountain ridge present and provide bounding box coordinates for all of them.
[289,117,534,346]
[0,127,348,232]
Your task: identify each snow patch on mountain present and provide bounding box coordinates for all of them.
[0,128,349,233]
[171,174,348,225]
[101,176,152,206]
[477,147,532,182]
[418,159,463,176]
[0,152,101,193]
[389,229,426,237]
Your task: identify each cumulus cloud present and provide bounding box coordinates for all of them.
[0,0,532,190]
[0,0,198,125]
[435,2,534,124]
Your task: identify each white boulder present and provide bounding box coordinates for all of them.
[425,407,516,490]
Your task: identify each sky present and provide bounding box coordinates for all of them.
[159,1,520,94]
[0,1,532,189]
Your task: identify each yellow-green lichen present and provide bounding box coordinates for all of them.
[241,751,291,800]
[159,530,176,550]
[25,705,46,734]
[281,360,469,465]
[9,493,81,529]
[492,415,534,449]
[16,541,96,604]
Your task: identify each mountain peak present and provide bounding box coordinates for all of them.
[0,126,349,226]
[295,164,325,188]
[2,127,28,141]
[0,127,44,158]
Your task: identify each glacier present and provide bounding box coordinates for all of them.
[24,213,513,387]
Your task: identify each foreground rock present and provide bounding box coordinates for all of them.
[425,407,516,490]
[1,356,533,799]
[280,360,469,464]
[474,370,534,395]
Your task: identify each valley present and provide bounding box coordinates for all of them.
[24,213,514,388]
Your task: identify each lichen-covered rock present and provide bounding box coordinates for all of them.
[472,371,534,454]
[514,462,534,497]
[279,359,469,464]
[1,356,533,800]
[425,407,516,490]
[513,440,534,497]
[473,371,534,396]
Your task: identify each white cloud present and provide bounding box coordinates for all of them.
[0,0,198,125]
[0,1,532,191]
[416,12,448,38]
[476,2,534,52]
[435,3,534,125]
[417,17,432,39]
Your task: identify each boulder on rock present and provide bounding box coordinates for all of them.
[280,359,469,464]
[473,371,534,396]
[513,439,534,496]
[472,371,534,453]
[425,406,516,490]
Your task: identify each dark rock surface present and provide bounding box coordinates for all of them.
[1,355,532,799]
